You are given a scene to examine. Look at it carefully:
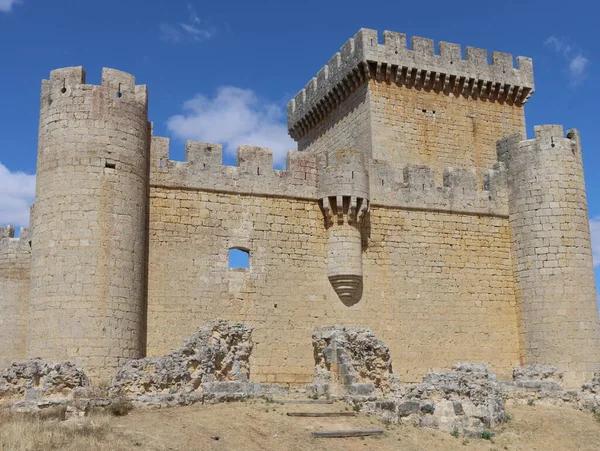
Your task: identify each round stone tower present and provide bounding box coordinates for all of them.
[319,149,370,306]
[498,125,600,389]
[28,67,150,381]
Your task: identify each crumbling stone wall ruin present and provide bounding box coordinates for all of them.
[3,323,600,439]
[1,321,267,413]
[309,326,600,437]
[312,325,399,397]
[110,319,253,396]
[370,364,507,436]
[0,360,90,401]
[311,326,507,435]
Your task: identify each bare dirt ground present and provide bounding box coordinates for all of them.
[2,400,600,451]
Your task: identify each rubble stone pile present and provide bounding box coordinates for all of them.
[110,319,253,396]
[370,363,506,436]
[0,359,90,400]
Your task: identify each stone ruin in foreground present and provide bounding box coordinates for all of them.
[1,28,600,395]
[3,322,600,438]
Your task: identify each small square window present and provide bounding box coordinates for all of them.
[229,248,249,270]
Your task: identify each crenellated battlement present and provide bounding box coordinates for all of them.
[41,66,148,107]
[498,125,581,165]
[287,28,534,140]
[149,136,319,199]
[149,135,507,215]
[0,226,31,256]
[370,160,508,216]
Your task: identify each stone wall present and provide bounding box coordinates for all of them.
[297,83,372,157]
[369,80,525,181]
[292,79,524,187]
[293,77,525,186]
[0,227,31,368]
[146,184,520,384]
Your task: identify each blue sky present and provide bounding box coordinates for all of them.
[1,0,599,282]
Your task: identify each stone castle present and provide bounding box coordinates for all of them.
[1,28,599,390]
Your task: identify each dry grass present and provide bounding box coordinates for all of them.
[2,401,600,450]
[0,409,129,451]
[107,398,134,417]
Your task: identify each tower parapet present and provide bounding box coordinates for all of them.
[498,125,600,389]
[28,67,150,381]
[288,28,534,141]
[0,226,31,367]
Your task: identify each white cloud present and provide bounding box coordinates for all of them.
[160,4,215,42]
[569,55,589,79]
[590,217,600,267]
[167,87,296,167]
[545,36,590,87]
[159,24,183,43]
[0,162,35,227]
[0,0,21,12]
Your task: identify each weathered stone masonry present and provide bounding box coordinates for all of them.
[1,28,599,389]
[0,226,31,368]
[28,67,149,380]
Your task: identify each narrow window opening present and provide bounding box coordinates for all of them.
[304,172,307,180]
[257,167,260,175]
[105,162,116,169]
[381,179,384,186]
[229,248,250,270]
[158,158,164,169]
[116,83,122,99]
[60,79,66,94]
[422,183,425,190]
[203,163,206,171]
[351,171,354,179]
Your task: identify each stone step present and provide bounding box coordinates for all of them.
[273,399,334,404]
[286,412,356,417]
[312,429,385,438]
